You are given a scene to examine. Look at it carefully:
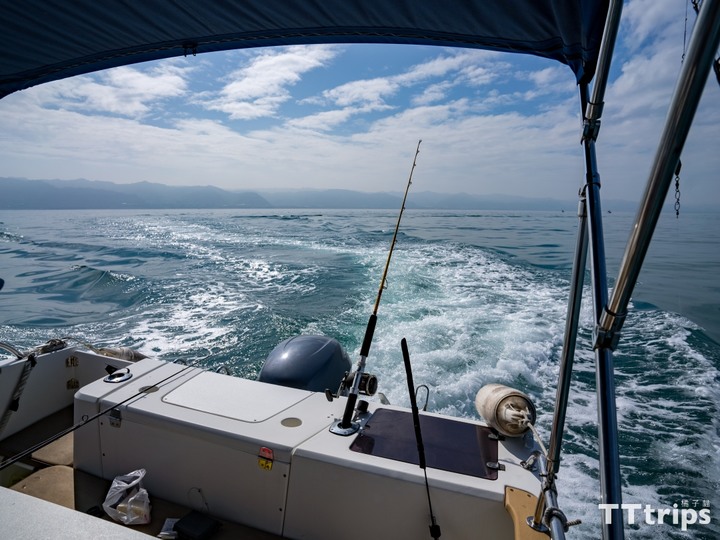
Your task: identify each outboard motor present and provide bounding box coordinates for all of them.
[259,335,351,392]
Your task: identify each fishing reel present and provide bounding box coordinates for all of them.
[325,370,378,402]
[328,370,378,436]
[344,370,378,396]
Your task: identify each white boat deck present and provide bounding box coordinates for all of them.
[0,347,546,540]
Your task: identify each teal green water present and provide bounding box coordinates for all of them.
[1,209,718,539]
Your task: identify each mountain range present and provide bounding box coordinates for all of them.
[1,177,650,211]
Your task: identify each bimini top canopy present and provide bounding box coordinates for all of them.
[0,0,609,99]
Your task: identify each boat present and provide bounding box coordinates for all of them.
[1,2,719,539]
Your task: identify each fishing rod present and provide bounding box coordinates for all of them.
[333,139,422,434]
[401,338,441,539]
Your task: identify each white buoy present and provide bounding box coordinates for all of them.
[475,383,536,438]
[99,347,147,361]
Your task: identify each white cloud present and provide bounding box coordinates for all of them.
[459,63,503,87]
[519,66,576,100]
[396,50,499,85]
[412,81,456,106]
[198,45,338,120]
[622,0,686,52]
[322,77,398,108]
[0,0,717,205]
[305,50,507,127]
[288,55,498,130]
[286,108,359,131]
[590,0,720,203]
[29,64,191,117]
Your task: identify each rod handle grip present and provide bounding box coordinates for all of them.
[401,338,426,470]
[360,314,377,358]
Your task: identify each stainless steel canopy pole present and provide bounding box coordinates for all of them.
[546,193,588,480]
[599,0,720,342]
[581,1,625,538]
[582,119,624,540]
[583,3,720,538]
[541,1,625,537]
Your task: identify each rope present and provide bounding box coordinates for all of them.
[515,408,582,532]
[0,354,37,437]
[519,409,548,457]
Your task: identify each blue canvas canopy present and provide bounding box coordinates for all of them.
[0,0,609,99]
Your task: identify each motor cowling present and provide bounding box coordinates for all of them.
[259,335,351,392]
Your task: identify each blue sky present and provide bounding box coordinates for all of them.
[0,0,718,206]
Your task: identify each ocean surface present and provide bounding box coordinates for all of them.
[1,208,719,539]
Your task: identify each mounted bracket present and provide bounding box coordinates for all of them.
[108,408,122,428]
[594,306,626,351]
[582,117,602,143]
[329,420,359,436]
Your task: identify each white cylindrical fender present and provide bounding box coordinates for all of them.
[99,347,148,361]
[475,383,536,438]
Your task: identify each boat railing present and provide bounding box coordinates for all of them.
[598,0,720,346]
[537,1,625,538]
[540,1,720,539]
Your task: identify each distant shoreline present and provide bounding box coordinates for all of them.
[3,177,713,212]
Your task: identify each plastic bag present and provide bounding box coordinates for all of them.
[102,468,152,525]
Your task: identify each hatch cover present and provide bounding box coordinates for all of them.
[350,408,499,480]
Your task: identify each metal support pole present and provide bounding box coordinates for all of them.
[539,2,625,537]
[526,452,567,539]
[546,193,588,479]
[585,0,624,124]
[582,120,624,540]
[599,0,720,341]
[578,1,626,536]
[538,454,567,540]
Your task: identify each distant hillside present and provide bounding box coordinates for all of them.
[0,178,271,209]
[0,177,657,211]
[260,189,592,211]
[259,188,403,209]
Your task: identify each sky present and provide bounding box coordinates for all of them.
[0,0,718,206]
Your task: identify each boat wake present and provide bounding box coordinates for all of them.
[1,209,718,539]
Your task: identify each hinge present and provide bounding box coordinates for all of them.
[66,356,79,368]
[108,408,122,428]
[487,461,506,471]
[66,378,80,390]
[488,429,505,441]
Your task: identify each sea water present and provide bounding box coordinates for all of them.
[1,208,719,539]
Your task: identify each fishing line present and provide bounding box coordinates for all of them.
[336,140,422,432]
[372,140,422,316]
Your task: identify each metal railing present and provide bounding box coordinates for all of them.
[537,1,720,539]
